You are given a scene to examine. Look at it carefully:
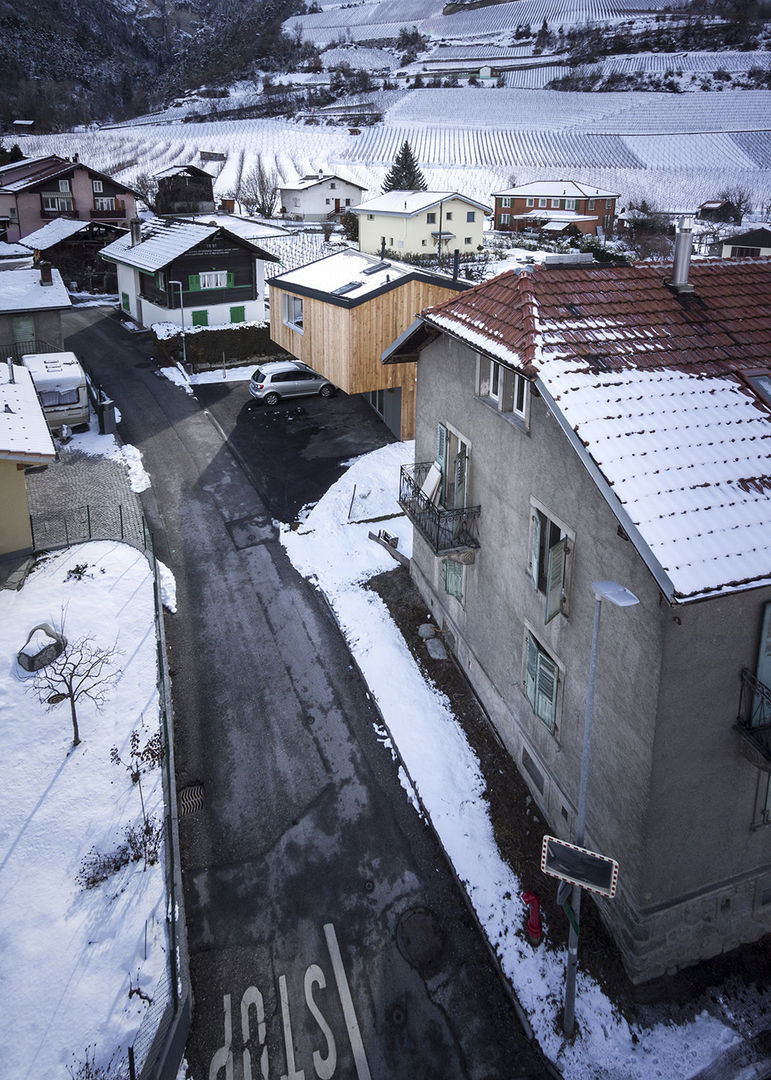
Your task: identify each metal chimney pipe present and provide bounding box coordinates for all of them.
[669,215,694,293]
[7,358,15,383]
[453,248,460,282]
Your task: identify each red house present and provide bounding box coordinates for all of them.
[491,180,619,237]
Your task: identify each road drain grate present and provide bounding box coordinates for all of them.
[179,784,205,816]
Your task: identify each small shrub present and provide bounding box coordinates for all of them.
[69,1045,119,1080]
[77,816,163,888]
[66,563,91,582]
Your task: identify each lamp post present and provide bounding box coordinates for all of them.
[168,280,187,369]
[563,579,639,1036]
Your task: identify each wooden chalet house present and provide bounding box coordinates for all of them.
[0,155,138,243]
[99,218,280,331]
[268,247,471,438]
[19,218,126,292]
[384,234,771,984]
[491,180,619,237]
[155,165,216,216]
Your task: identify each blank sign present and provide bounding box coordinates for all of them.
[541,835,619,898]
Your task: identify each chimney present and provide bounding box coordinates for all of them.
[129,218,142,247]
[318,168,323,180]
[667,215,695,293]
[7,359,15,383]
[39,261,53,286]
[453,248,460,282]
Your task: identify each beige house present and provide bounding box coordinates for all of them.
[352,191,490,257]
[268,247,470,439]
[0,361,56,559]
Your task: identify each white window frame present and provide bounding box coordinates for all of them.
[538,198,547,208]
[500,213,510,226]
[477,355,528,422]
[59,179,70,192]
[94,196,116,211]
[92,179,103,193]
[43,195,73,211]
[588,199,595,210]
[565,198,576,210]
[501,197,511,208]
[199,270,228,289]
[606,199,613,208]
[435,421,470,511]
[282,293,304,332]
[466,210,475,222]
[551,198,560,208]
[526,198,534,207]
[464,236,472,245]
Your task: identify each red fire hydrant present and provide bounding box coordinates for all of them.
[521,890,543,945]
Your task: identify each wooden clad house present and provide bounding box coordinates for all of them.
[268,248,471,438]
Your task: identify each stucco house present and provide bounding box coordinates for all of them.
[719,227,771,259]
[0,361,56,559]
[0,155,138,243]
[268,247,470,438]
[352,191,490,257]
[99,218,281,330]
[491,180,618,236]
[384,244,771,984]
[0,264,72,359]
[279,173,368,221]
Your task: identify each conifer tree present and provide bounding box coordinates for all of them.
[382,140,427,192]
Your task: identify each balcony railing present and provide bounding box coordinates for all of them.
[91,206,127,219]
[1,339,60,361]
[399,461,480,555]
[735,668,771,769]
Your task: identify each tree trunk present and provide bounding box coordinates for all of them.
[70,695,80,746]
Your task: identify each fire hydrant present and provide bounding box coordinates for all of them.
[521,890,543,945]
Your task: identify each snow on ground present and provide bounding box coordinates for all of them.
[278,441,761,1080]
[74,425,151,493]
[0,541,168,1079]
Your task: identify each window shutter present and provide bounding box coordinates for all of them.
[226,271,235,287]
[444,559,463,600]
[530,512,541,589]
[188,274,200,291]
[436,423,448,473]
[535,651,558,728]
[454,446,467,509]
[545,537,567,623]
[525,633,538,706]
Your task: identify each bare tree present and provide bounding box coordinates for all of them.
[132,171,158,212]
[29,637,122,747]
[718,185,753,220]
[238,159,280,218]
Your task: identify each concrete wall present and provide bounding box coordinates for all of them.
[0,309,64,351]
[358,199,485,256]
[408,332,771,981]
[0,461,32,556]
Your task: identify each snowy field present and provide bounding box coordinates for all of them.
[0,541,169,1079]
[15,82,771,213]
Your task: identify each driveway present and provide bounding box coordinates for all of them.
[63,308,550,1080]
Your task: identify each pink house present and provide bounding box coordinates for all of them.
[0,155,138,243]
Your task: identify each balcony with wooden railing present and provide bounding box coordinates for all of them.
[399,461,480,555]
[735,668,771,771]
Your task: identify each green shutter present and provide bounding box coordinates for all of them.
[226,271,235,287]
[188,274,200,291]
[545,537,567,623]
[535,650,558,729]
[230,305,245,323]
[530,512,542,589]
[121,292,130,312]
[436,423,448,471]
[454,446,467,509]
[444,558,463,600]
[192,310,208,326]
[525,633,538,708]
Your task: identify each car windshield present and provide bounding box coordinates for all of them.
[251,370,265,382]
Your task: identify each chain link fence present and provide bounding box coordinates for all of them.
[29,507,190,1080]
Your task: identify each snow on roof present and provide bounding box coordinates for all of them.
[353,190,491,216]
[0,267,71,313]
[492,180,619,199]
[0,363,56,463]
[99,217,279,272]
[154,164,212,179]
[19,217,96,251]
[0,155,75,193]
[281,173,367,192]
[0,242,33,257]
[420,260,771,602]
[178,213,287,241]
[269,245,461,301]
[721,227,771,247]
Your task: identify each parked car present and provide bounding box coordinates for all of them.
[249,360,335,405]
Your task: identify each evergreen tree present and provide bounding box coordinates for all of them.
[382,140,427,192]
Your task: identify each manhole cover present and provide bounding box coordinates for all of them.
[395,906,447,977]
[226,515,273,550]
[179,784,205,816]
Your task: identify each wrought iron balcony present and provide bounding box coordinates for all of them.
[735,668,771,770]
[399,462,480,555]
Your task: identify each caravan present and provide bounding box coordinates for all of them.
[22,352,89,433]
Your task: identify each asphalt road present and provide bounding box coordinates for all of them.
[63,307,550,1080]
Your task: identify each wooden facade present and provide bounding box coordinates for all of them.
[269,276,464,440]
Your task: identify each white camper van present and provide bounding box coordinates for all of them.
[22,352,89,433]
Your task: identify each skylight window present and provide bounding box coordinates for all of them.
[363,261,390,275]
[749,374,771,406]
[331,281,361,296]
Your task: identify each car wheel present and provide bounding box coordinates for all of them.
[319,384,334,398]
[264,392,280,406]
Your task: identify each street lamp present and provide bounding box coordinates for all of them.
[563,579,639,1036]
[168,280,187,369]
